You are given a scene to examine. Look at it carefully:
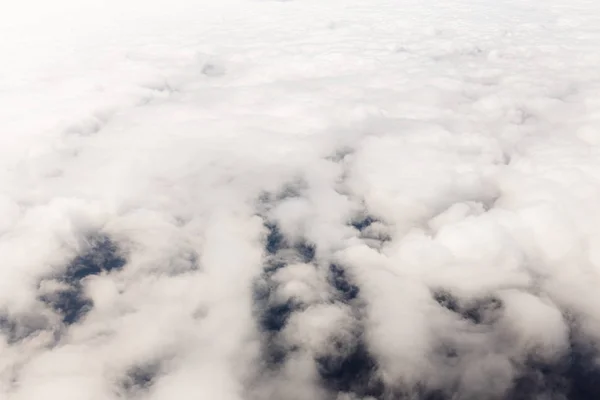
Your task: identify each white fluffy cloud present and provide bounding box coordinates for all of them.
[2,0,600,399]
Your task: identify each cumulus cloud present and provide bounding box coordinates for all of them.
[2,0,600,399]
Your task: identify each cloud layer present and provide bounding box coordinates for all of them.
[2,0,600,399]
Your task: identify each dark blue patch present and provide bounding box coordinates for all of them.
[253,272,303,334]
[433,290,460,314]
[432,292,600,400]
[122,361,161,393]
[314,263,378,398]
[253,288,300,368]
[507,359,569,400]
[255,221,318,370]
[252,272,296,368]
[565,339,600,400]
[65,235,126,280]
[311,295,600,400]
[262,336,291,367]
[262,260,287,276]
[40,289,93,326]
[39,234,126,325]
[265,223,285,255]
[296,241,316,263]
[433,290,502,325]
[329,264,359,302]
[256,180,306,216]
[260,301,295,333]
[256,223,299,336]
[316,340,383,398]
[264,222,315,263]
[463,297,502,325]
[351,215,377,232]
[505,339,600,400]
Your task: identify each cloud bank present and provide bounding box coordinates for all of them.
[2,0,600,399]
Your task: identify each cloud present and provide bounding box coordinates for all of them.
[2,0,600,399]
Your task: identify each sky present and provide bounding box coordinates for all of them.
[1,0,600,399]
